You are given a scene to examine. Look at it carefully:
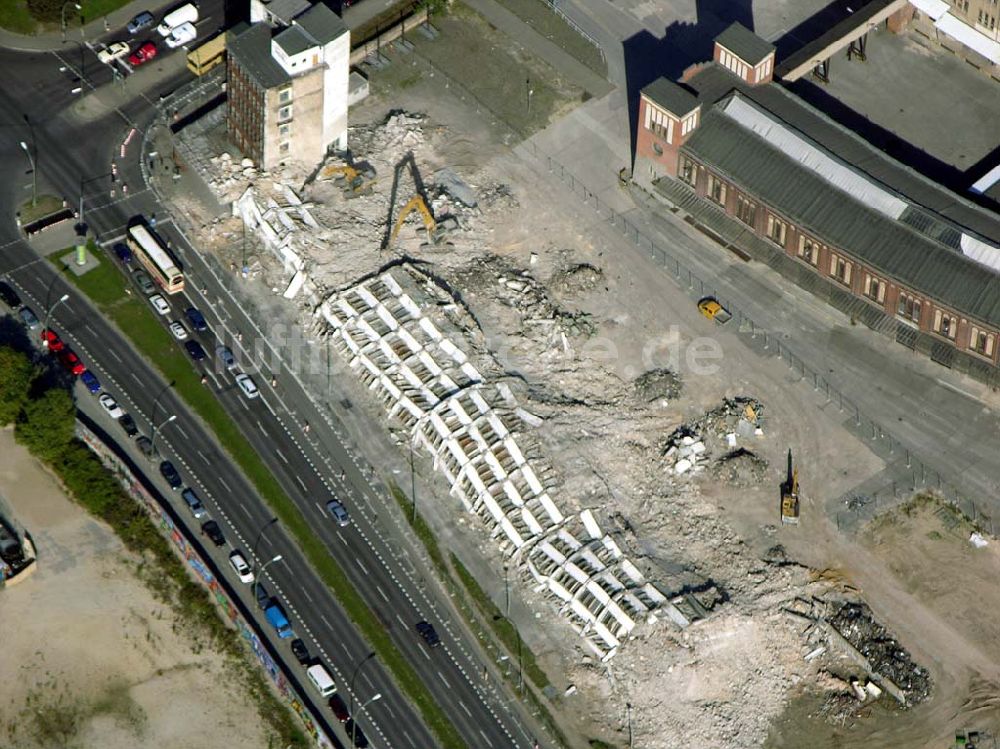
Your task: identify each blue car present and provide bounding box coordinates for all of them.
[80,370,101,394]
[185,306,207,331]
[113,242,132,263]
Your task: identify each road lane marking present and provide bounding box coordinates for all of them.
[107,348,122,363]
[198,450,211,464]
[239,503,251,518]
[275,448,288,464]
[321,615,334,630]
[296,475,307,490]
[335,530,346,545]
[130,372,143,384]
[395,613,407,628]
[257,420,268,436]
[376,585,389,602]
[218,476,231,492]
[315,502,327,517]
[459,700,472,717]
[437,671,450,689]
[175,424,189,440]
[479,730,494,747]
[356,558,368,575]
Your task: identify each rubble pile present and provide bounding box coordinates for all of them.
[660,397,766,479]
[629,368,682,405]
[711,448,769,486]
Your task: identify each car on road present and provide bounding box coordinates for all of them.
[58,349,86,376]
[40,329,64,352]
[328,694,349,722]
[113,243,133,263]
[159,460,182,489]
[119,413,139,437]
[80,370,101,394]
[128,41,157,67]
[0,281,21,308]
[201,519,226,547]
[165,21,196,48]
[169,321,188,340]
[697,296,732,324]
[290,638,310,664]
[228,551,254,583]
[216,345,236,371]
[415,620,441,648]
[235,373,259,399]
[126,10,155,34]
[184,340,206,361]
[18,306,39,330]
[185,306,208,331]
[326,499,350,527]
[137,435,156,458]
[149,294,170,316]
[181,487,207,519]
[133,269,156,295]
[255,583,271,610]
[344,720,369,748]
[99,393,125,419]
[97,41,129,64]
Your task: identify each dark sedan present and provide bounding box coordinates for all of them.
[159,460,182,489]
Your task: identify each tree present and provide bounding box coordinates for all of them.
[16,387,75,462]
[0,347,35,426]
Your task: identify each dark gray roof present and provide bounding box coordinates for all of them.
[294,2,346,45]
[686,64,1000,247]
[714,22,775,66]
[263,0,310,24]
[641,78,699,117]
[274,24,313,56]
[682,103,1000,327]
[227,23,290,89]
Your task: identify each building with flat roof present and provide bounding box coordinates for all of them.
[227,2,349,170]
[636,20,1000,381]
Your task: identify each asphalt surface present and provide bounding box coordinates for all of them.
[0,10,539,749]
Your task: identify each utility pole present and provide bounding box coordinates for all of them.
[61,1,81,40]
[149,414,176,454]
[42,294,70,340]
[18,141,36,207]
[409,440,417,523]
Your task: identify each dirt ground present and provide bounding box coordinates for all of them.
[0,428,273,749]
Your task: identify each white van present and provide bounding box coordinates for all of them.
[306,664,336,697]
[157,3,198,36]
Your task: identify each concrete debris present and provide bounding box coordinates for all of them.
[711,448,769,487]
[629,368,682,404]
[970,531,989,548]
[434,167,478,207]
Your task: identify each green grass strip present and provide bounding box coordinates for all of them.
[57,250,467,748]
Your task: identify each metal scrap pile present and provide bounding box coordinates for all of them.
[662,397,766,478]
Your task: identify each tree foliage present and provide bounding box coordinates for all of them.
[0,347,35,426]
[15,386,75,462]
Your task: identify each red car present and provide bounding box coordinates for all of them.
[41,328,65,352]
[327,694,349,722]
[128,41,157,66]
[57,349,86,376]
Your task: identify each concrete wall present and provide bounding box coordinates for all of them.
[322,30,351,152]
[262,66,325,171]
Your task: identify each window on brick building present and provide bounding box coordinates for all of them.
[736,195,756,227]
[864,274,886,303]
[708,174,726,205]
[970,327,995,357]
[897,293,921,323]
[680,158,696,186]
[766,215,786,247]
[798,235,819,266]
[934,310,957,339]
[829,254,852,285]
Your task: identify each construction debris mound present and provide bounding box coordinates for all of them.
[712,448,769,486]
[630,368,682,404]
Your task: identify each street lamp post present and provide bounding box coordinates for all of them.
[253,554,283,603]
[42,294,70,342]
[503,563,510,618]
[348,651,377,721]
[61,1,81,41]
[251,516,278,578]
[352,693,382,746]
[149,414,177,455]
[18,141,36,207]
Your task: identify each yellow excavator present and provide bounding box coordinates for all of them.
[781,449,800,525]
[319,163,376,197]
[382,151,457,250]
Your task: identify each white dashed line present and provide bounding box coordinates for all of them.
[376,585,389,602]
[238,503,251,519]
[257,420,268,436]
[275,448,288,464]
[438,671,450,689]
[107,348,122,363]
[218,476,231,492]
[296,475,307,490]
[175,424,189,440]
[459,700,472,717]
[479,730,494,748]
[355,558,368,575]
[314,502,327,517]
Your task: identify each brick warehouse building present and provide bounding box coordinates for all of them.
[636,20,1000,381]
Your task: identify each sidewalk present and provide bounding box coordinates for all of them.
[0,0,149,52]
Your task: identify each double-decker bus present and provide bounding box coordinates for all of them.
[126,222,184,294]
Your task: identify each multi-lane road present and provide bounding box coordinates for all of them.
[0,9,541,749]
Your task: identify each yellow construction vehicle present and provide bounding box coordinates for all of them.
[319,163,376,197]
[382,151,457,249]
[781,449,800,524]
[390,194,445,245]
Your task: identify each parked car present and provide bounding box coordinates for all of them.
[696,296,732,324]
[326,499,350,527]
[40,329,64,352]
[18,306,39,330]
[185,306,208,331]
[181,487,207,518]
[415,620,441,648]
[228,551,254,583]
[165,21,196,48]
[136,435,156,458]
[113,243,133,263]
[128,40,158,67]
[159,460,182,489]
[290,638,311,665]
[119,413,139,437]
[58,349,86,376]
[99,393,125,419]
[235,373,259,399]
[344,720,369,748]
[328,694,350,723]
[97,41,129,63]
[169,321,188,340]
[133,269,156,295]
[216,345,236,371]
[184,340,206,361]
[255,583,271,610]
[149,294,170,316]
[80,370,101,394]
[201,519,226,547]
[126,10,155,34]
[0,281,21,308]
